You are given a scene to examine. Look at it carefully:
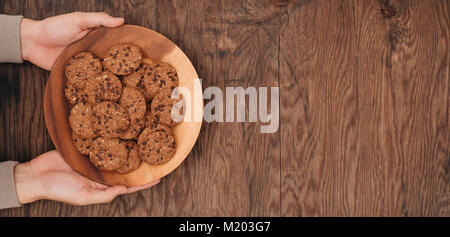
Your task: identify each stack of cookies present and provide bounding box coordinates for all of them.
[66,44,181,174]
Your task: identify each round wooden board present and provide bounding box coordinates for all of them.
[44,25,203,186]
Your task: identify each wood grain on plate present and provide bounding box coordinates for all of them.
[44,25,203,186]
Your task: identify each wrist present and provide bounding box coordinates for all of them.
[20,18,38,62]
[13,162,43,204]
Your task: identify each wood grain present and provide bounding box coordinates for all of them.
[280,0,449,216]
[0,0,448,216]
[280,0,360,216]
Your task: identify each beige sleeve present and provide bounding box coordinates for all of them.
[0,161,21,209]
[0,14,23,63]
[0,15,24,209]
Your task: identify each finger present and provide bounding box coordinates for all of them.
[126,180,160,194]
[74,12,124,30]
[88,180,110,190]
[85,185,127,204]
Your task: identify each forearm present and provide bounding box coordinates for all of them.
[0,160,45,209]
[0,14,23,63]
[20,18,39,62]
[13,162,43,204]
[0,14,40,64]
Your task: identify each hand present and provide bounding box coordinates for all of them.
[20,12,124,70]
[13,150,159,205]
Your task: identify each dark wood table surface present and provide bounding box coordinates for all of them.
[0,0,448,217]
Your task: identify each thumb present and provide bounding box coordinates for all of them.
[74,12,124,29]
[126,180,160,194]
[86,185,127,204]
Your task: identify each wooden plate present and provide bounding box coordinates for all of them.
[44,25,203,186]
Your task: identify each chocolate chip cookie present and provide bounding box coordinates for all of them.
[142,61,179,99]
[145,111,174,136]
[116,140,142,174]
[82,79,102,105]
[65,82,85,105]
[120,117,145,140]
[89,137,128,171]
[93,71,123,102]
[150,88,183,127]
[120,86,146,120]
[122,62,148,96]
[138,127,176,165]
[103,44,142,76]
[72,132,94,155]
[65,52,102,89]
[69,103,96,138]
[92,101,130,138]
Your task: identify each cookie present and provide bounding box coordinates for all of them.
[145,111,174,136]
[140,121,173,142]
[80,71,123,105]
[82,80,102,105]
[64,82,84,105]
[94,71,123,102]
[116,141,142,174]
[72,132,94,155]
[65,52,102,89]
[120,87,146,119]
[69,103,96,138]
[142,61,179,99]
[92,101,130,138]
[89,137,127,171]
[120,116,145,140]
[122,60,158,101]
[138,127,176,165]
[150,88,183,127]
[122,62,147,91]
[103,44,142,76]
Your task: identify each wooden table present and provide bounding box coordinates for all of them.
[0,0,448,217]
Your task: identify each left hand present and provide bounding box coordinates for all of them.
[20,12,124,70]
[14,150,159,205]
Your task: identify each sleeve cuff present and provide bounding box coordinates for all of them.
[0,161,22,209]
[0,15,24,63]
